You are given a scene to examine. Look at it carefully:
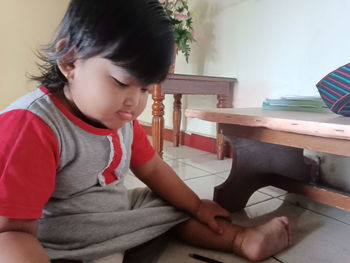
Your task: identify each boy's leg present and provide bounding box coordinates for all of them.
[174,216,291,262]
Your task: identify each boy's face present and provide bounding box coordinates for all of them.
[63,57,152,129]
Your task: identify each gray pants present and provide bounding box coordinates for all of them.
[42,184,189,262]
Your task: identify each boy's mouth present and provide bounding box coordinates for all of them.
[117,110,133,121]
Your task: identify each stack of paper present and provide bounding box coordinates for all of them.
[262,96,331,113]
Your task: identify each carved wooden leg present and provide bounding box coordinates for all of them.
[173,94,182,147]
[216,94,229,160]
[216,124,225,160]
[151,84,165,158]
[214,136,315,212]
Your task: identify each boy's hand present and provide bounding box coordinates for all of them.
[194,199,231,234]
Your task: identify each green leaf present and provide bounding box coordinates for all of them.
[161,0,194,63]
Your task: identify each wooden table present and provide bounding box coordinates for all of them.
[185,108,350,212]
[151,74,236,159]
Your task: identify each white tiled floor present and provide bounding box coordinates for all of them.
[125,140,350,263]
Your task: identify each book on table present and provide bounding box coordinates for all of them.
[262,96,331,113]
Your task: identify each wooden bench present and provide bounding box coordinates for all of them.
[185,108,350,212]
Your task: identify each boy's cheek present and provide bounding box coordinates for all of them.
[140,97,148,111]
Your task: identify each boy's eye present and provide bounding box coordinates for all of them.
[112,77,129,88]
[141,88,149,93]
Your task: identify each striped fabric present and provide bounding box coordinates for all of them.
[316,63,350,116]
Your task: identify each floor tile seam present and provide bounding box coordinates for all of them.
[276,196,350,226]
[180,163,230,175]
[182,173,220,182]
[165,156,211,160]
[272,256,284,263]
[170,159,217,174]
[256,190,287,199]
[172,151,220,159]
[163,150,210,158]
[178,160,232,169]
[162,154,210,162]
[244,196,275,208]
[173,166,212,177]
[207,171,231,178]
[163,150,214,156]
[165,150,230,161]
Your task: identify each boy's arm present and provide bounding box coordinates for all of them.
[131,154,230,233]
[0,217,50,263]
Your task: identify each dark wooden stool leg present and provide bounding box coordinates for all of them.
[214,136,316,212]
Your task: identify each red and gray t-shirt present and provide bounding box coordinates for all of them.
[0,87,189,260]
[0,87,155,219]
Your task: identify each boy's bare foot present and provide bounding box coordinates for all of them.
[233,216,292,261]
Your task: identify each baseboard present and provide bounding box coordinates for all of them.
[141,124,232,157]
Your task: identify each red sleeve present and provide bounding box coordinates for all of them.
[130,120,156,167]
[0,110,59,219]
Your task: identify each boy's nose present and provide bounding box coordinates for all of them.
[124,88,140,106]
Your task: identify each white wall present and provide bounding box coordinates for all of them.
[139,0,350,190]
[140,0,350,135]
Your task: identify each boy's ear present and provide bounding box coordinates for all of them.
[56,39,76,79]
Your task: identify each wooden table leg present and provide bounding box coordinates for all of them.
[173,94,182,147]
[214,136,316,212]
[216,94,230,160]
[151,84,165,158]
[216,124,225,160]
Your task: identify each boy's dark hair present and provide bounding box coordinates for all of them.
[31,0,174,91]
